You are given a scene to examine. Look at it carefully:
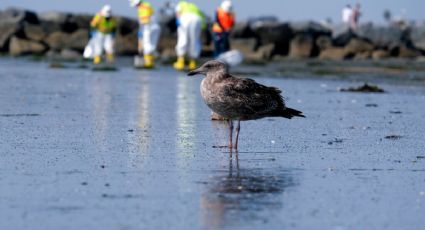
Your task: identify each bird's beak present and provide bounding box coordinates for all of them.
[187,67,203,76]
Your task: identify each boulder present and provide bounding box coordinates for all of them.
[372,50,391,59]
[333,28,356,47]
[116,16,139,36]
[45,29,89,51]
[39,11,82,34]
[252,22,293,56]
[115,34,138,55]
[344,38,374,54]
[355,24,404,48]
[9,36,46,56]
[254,44,275,60]
[68,29,89,51]
[0,8,39,25]
[157,35,177,53]
[231,21,256,38]
[354,51,372,60]
[231,38,257,57]
[23,23,45,41]
[411,25,425,51]
[289,34,314,58]
[60,49,81,60]
[289,21,332,38]
[398,44,421,58]
[38,11,70,24]
[319,47,349,60]
[316,35,333,50]
[0,23,21,51]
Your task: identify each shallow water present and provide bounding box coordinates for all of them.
[0,59,425,230]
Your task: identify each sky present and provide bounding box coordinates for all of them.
[1,0,424,24]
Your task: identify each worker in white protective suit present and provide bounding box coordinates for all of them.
[90,5,117,65]
[129,0,161,68]
[174,1,206,71]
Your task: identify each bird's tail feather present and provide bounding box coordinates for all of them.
[279,107,305,119]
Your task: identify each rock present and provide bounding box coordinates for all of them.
[289,21,332,37]
[45,32,66,50]
[23,23,45,41]
[60,49,81,60]
[9,36,46,56]
[340,83,385,93]
[248,16,279,30]
[289,34,314,58]
[231,21,256,38]
[411,25,425,51]
[68,29,89,51]
[372,50,391,59]
[253,22,293,56]
[158,15,177,37]
[333,29,356,47]
[316,35,333,50]
[319,47,349,60]
[354,51,372,60]
[356,24,404,48]
[344,38,374,54]
[46,29,89,51]
[254,44,275,60]
[116,16,139,36]
[115,33,138,55]
[0,23,21,51]
[68,14,92,30]
[0,8,39,25]
[38,11,70,24]
[39,11,85,34]
[231,38,257,56]
[398,44,421,58]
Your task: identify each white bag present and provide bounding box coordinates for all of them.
[217,50,244,66]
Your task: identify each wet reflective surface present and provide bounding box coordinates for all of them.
[1,59,425,229]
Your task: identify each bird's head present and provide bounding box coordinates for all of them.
[187,60,229,76]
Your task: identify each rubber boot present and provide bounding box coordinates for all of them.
[173,56,185,71]
[188,59,197,71]
[144,54,155,69]
[106,53,114,63]
[94,56,102,65]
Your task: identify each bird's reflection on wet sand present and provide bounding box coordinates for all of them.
[201,154,297,229]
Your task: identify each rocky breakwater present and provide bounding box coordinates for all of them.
[1,8,425,61]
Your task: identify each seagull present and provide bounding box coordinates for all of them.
[188,60,305,150]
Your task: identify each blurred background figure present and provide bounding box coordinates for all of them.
[212,0,235,57]
[173,1,206,71]
[129,0,161,69]
[351,3,361,30]
[90,5,117,65]
[342,4,352,28]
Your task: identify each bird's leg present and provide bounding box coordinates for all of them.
[235,120,241,150]
[228,120,234,149]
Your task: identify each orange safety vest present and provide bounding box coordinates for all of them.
[138,2,154,24]
[212,7,235,33]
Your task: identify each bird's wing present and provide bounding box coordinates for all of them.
[221,76,286,115]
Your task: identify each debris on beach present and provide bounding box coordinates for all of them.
[365,103,378,107]
[340,83,385,93]
[92,65,118,72]
[49,62,67,69]
[385,135,403,140]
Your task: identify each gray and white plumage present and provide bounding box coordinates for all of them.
[188,60,304,149]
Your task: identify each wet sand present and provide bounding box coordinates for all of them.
[0,59,425,229]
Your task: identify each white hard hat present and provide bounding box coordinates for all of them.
[221,0,233,13]
[129,0,141,7]
[101,5,112,17]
